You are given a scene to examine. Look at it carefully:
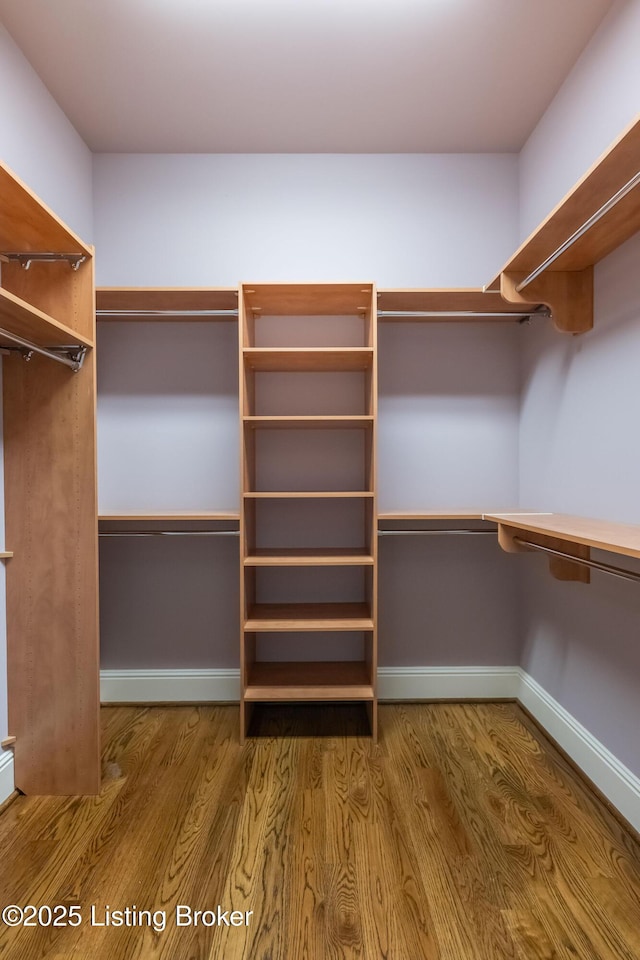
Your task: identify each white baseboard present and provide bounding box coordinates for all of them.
[517,670,640,834]
[100,668,240,704]
[99,665,640,833]
[0,749,14,805]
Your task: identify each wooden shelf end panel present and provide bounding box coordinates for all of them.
[497,523,590,584]
[500,268,593,335]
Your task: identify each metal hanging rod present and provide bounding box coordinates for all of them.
[0,327,87,372]
[378,528,496,536]
[96,309,239,318]
[513,537,640,584]
[99,530,240,538]
[0,252,87,271]
[377,309,550,320]
[515,168,640,292]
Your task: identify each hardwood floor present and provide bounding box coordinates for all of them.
[0,702,639,959]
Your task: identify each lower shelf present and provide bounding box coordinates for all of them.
[245,602,374,631]
[244,660,374,701]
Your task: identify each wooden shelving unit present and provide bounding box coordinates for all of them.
[487,115,640,333]
[487,512,640,560]
[1,158,100,796]
[239,282,378,740]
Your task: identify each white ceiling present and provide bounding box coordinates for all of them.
[0,0,615,153]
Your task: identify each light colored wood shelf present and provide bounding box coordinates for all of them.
[245,602,374,631]
[243,347,374,371]
[244,548,374,566]
[244,491,374,499]
[0,552,13,560]
[244,660,374,701]
[377,288,540,319]
[378,511,489,521]
[0,160,92,255]
[243,415,374,430]
[486,512,640,560]
[487,115,640,289]
[0,286,94,349]
[99,512,240,522]
[243,282,374,316]
[96,287,238,317]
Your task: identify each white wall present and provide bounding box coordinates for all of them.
[92,153,517,287]
[518,0,640,239]
[518,232,640,776]
[0,24,93,241]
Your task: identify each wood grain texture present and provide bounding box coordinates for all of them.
[3,345,100,795]
[487,114,640,286]
[96,287,238,314]
[0,160,91,255]
[489,512,640,561]
[242,283,374,317]
[0,703,638,959]
[377,287,541,319]
[500,268,593,334]
[3,256,96,344]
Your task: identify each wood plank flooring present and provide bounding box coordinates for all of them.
[0,702,639,959]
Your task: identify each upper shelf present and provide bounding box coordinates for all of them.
[0,160,91,256]
[243,347,374,371]
[377,288,542,321]
[96,287,238,320]
[487,114,640,290]
[486,512,640,561]
[242,283,374,316]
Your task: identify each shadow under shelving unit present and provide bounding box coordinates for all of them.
[239,283,378,741]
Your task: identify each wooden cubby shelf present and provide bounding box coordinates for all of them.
[243,347,374,371]
[244,661,374,701]
[243,416,374,430]
[245,602,374,631]
[244,548,374,566]
[244,491,374,499]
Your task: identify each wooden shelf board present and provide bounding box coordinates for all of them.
[243,416,374,430]
[244,548,374,566]
[378,511,489,521]
[377,287,540,318]
[96,287,238,316]
[99,512,240,522]
[487,115,640,288]
[245,602,373,631]
[486,512,640,561]
[242,283,374,316]
[243,347,374,371]
[244,660,373,701]
[0,552,13,559]
[0,160,91,255]
[244,491,374,500]
[0,287,94,349]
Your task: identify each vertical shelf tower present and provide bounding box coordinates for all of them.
[239,283,378,740]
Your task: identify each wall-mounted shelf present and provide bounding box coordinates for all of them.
[379,511,489,521]
[0,552,13,560]
[0,161,91,255]
[377,288,542,321]
[99,512,240,523]
[96,287,238,320]
[487,114,640,334]
[488,511,640,585]
[243,282,373,316]
[244,491,375,499]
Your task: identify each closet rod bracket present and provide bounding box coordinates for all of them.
[0,327,89,372]
[1,252,88,271]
